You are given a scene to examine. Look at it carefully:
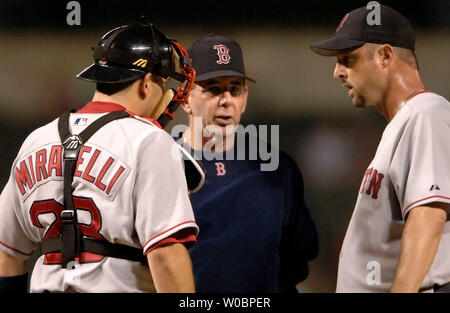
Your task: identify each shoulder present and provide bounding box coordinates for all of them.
[391,92,450,133]
[278,150,303,178]
[407,92,450,119]
[116,116,176,147]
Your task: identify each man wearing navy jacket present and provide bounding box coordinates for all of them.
[176,34,318,292]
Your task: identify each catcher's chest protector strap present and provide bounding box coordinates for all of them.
[39,110,146,268]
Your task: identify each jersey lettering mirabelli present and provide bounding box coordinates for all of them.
[360,168,385,199]
[15,145,126,197]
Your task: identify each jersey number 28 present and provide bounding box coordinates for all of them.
[29,197,105,264]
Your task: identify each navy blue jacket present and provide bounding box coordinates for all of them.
[177,133,318,292]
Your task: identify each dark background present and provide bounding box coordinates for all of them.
[0,0,449,29]
[0,0,448,292]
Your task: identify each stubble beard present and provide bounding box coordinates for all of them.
[351,91,367,108]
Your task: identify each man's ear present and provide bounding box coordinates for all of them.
[181,102,192,114]
[139,73,153,99]
[377,44,395,68]
[181,88,195,114]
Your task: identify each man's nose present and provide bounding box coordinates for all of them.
[218,90,232,107]
[333,63,347,79]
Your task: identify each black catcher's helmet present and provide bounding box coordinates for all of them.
[77,22,195,104]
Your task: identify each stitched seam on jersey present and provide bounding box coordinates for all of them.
[0,240,32,256]
[402,195,450,215]
[405,90,429,104]
[143,220,197,249]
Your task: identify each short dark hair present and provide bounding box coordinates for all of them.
[96,79,137,95]
[366,43,419,70]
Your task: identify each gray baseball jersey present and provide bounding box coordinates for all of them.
[337,91,450,292]
[0,101,198,292]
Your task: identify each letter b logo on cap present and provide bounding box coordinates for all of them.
[214,44,231,64]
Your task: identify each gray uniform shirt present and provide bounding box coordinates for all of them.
[0,110,198,292]
[336,91,450,292]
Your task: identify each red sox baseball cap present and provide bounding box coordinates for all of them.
[187,34,255,82]
[311,5,415,56]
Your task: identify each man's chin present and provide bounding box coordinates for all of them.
[350,95,366,108]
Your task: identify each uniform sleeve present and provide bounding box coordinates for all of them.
[389,111,450,220]
[278,153,319,292]
[132,130,199,255]
[0,170,35,260]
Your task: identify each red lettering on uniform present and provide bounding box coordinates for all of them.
[30,199,64,240]
[35,149,48,182]
[74,197,105,240]
[363,169,384,199]
[74,146,91,177]
[28,155,36,185]
[361,168,373,193]
[82,149,101,183]
[48,145,63,177]
[15,160,34,195]
[215,162,226,176]
[106,166,125,195]
[44,251,104,264]
[95,157,114,191]
[366,169,384,199]
[30,197,105,264]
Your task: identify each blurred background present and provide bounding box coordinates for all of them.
[0,0,448,292]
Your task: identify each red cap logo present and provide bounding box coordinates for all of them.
[336,13,349,32]
[214,44,231,64]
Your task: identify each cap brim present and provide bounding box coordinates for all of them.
[310,37,365,56]
[76,63,146,83]
[195,70,256,83]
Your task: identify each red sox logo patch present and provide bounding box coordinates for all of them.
[214,44,231,64]
[336,13,349,32]
[215,162,226,176]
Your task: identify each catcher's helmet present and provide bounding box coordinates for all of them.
[77,22,195,104]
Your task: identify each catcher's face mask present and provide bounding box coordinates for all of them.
[170,41,196,104]
[151,40,196,121]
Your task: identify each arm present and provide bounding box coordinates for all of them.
[279,154,319,292]
[147,242,195,293]
[0,249,26,276]
[0,249,28,293]
[390,202,448,292]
